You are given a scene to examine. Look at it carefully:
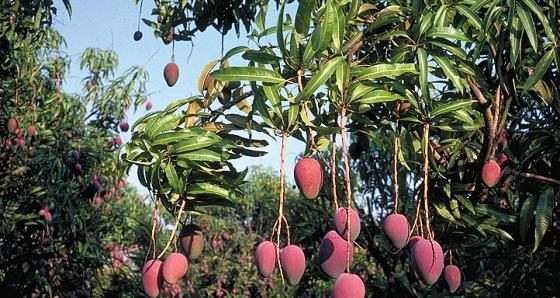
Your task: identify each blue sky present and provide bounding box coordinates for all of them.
[54,1,304,193]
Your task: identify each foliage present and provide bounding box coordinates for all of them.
[137,0,560,296]
[0,1,153,296]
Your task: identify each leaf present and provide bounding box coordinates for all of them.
[516,4,538,53]
[311,3,334,51]
[146,114,182,139]
[434,203,455,222]
[417,48,429,101]
[297,56,343,101]
[433,55,464,93]
[431,100,473,118]
[355,63,418,81]
[152,130,204,146]
[186,182,229,198]
[358,90,401,104]
[221,46,250,62]
[331,2,345,50]
[197,60,220,93]
[509,16,522,65]
[335,60,348,93]
[295,0,314,35]
[242,50,282,64]
[262,84,284,118]
[519,197,537,242]
[522,49,554,95]
[522,0,556,43]
[210,67,285,84]
[426,27,472,42]
[455,5,483,31]
[476,204,517,224]
[178,149,222,162]
[164,164,182,194]
[287,103,300,129]
[172,136,221,154]
[533,188,554,252]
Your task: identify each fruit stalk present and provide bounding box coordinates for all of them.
[422,123,433,240]
[149,199,160,260]
[339,107,352,273]
[393,125,399,213]
[331,135,339,210]
[276,132,288,286]
[157,199,186,259]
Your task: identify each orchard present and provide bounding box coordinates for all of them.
[1,0,560,297]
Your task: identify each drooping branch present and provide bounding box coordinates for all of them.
[467,77,497,164]
[209,91,253,122]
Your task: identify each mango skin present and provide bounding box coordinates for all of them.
[383,213,410,249]
[280,245,306,285]
[179,224,204,260]
[318,230,353,279]
[142,259,164,298]
[294,157,323,199]
[332,273,365,298]
[333,207,361,241]
[164,62,179,87]
[444,264,461,293]
[162,252,189,284]
[255,241,276,277]
[412,239,444,286]
[482,161,501,187]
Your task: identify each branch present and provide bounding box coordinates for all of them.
[467,77,496,163]
[515,171,560,185]
[209,91,253,122]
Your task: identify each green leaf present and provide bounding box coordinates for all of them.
[210,67,285,84]
[426,27,471,42]
[358,90,401,104]
[186,182,229,198]
[522,0,556,43]
[455,5,483,31]
[152,130,204,146]
[516,4,538,53]
[355,63,418,81]
[519,197,537,242]
[331,2,345,50]
[221,46,250,62]
[522,49,554,95]
[417,48,429,101]
[172,136,221,154]
[476,204,517,224]
[434,203,455,222]
[178,149,222,162]
[533,188,554,252]
[335,60,348,93]
[431,100,473,118]
[509,16,522,65]
[287,103,300,129]
[164,164,182,194]
[298,56,343,101]
[146,114,182,139]
[295,0,314,35]
[262,84,284,119]
[242,50,282,64]
[433,55,464,93]
[311,3,334,51]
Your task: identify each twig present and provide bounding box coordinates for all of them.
[466,77,496,163]
[209,91,253,122]
[157,200,186,259]
[339,107,353,273]
[331,135,339,211]
[516,171,560,185]
[393,120,399,213]
[423,123,432,240]
[276,132,288,286]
